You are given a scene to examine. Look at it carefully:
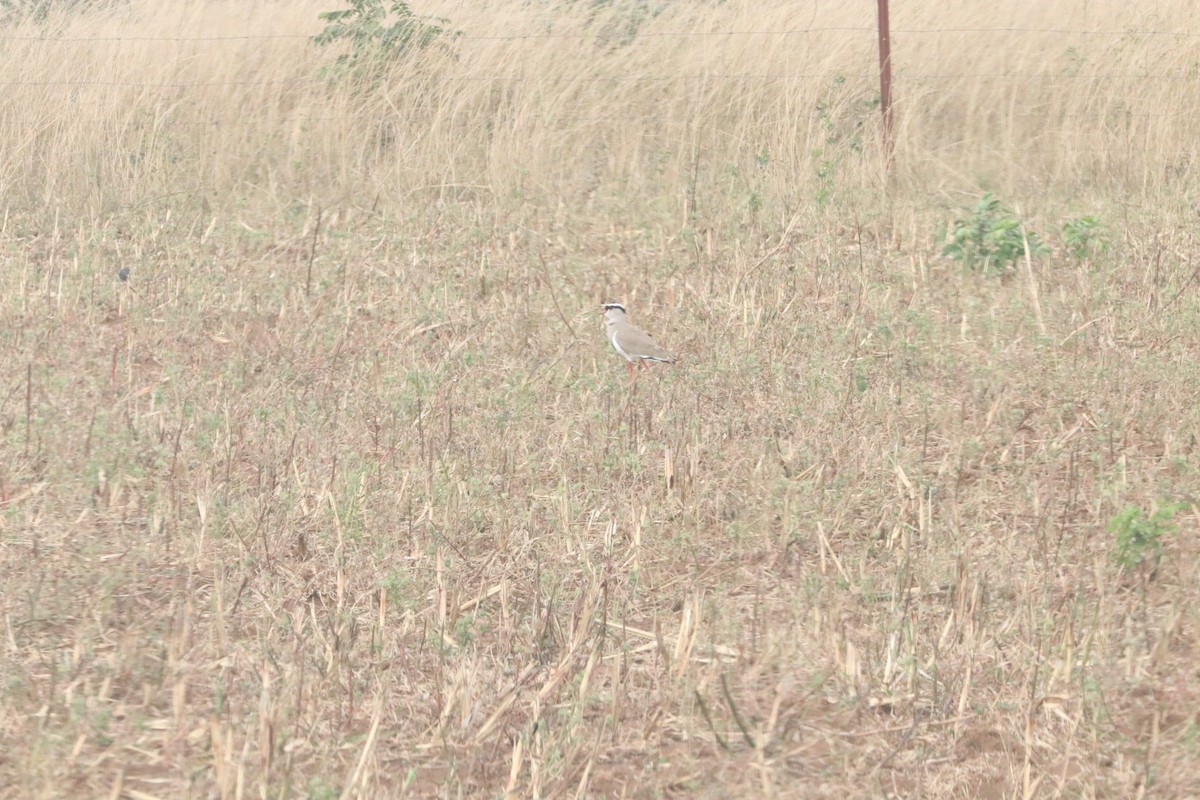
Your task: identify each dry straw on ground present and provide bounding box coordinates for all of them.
[2,0,1200,797]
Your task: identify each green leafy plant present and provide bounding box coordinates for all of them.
[941,193,1047,274]
[314,0,454,83]
[808,76,871,209]
[1062,215,1110,259]
[586,0,666,49]
[1109,502,1181,572]
[0,0,98,24]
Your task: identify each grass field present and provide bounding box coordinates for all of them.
[2,1,1200,797]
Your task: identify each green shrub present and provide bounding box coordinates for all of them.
[314,0,455,83]
[941,193,1047,274]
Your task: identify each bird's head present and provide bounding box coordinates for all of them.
[601,302,627,323]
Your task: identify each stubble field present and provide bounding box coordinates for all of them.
[2,1,1200,797]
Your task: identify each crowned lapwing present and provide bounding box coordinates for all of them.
[601,302,676,385]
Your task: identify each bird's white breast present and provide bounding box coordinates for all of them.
[606,323,635,361]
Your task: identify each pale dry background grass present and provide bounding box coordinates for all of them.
[2,0,1200,798]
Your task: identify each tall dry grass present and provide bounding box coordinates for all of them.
[2,1,1200,799]
[0,0,1196,224]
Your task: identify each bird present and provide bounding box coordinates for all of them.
[601,302,676,385]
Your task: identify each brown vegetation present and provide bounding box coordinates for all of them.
[2,1,1200,797]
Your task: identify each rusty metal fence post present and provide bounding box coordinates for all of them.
[876,0,896,172]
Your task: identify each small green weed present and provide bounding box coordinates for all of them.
[811,75,868,208]
[1109,502,1182,572]
[588,0,666,49]
[940,193,1047,274]
[1061,215,1110,259]
[0,0,87,24]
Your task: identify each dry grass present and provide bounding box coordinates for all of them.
[2,1,1200,798]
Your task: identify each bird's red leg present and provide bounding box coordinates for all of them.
[627,361,635,385]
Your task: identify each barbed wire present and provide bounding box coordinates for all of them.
[0,25,1195,44]
[0,71,1195,89]
[0,107,1192,129]
[0,28,871,42]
